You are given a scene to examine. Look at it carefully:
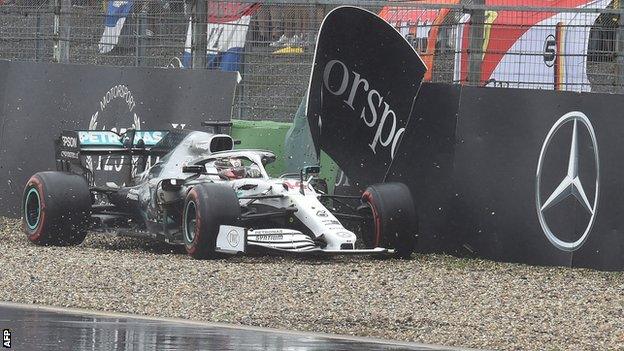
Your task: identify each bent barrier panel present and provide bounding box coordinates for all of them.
[306,7,426,188]
[0,61,238,217]
[384,84,623,270]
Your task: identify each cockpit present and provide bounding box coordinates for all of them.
[143,131,276,183]
[204,156,263,180]
[198,149,275,181]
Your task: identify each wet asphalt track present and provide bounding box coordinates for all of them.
[0,302,467,351]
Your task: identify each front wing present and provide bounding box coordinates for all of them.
[215,226,391,255]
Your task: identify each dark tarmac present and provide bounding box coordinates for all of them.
[0,302,465,351]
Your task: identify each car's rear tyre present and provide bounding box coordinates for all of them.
[22,171,91,246]
[183,184,240,259]
[360,182,418,258]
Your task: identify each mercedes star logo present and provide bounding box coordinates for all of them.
[536,111,599,252]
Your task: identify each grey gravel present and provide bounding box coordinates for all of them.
[0,217,623,350]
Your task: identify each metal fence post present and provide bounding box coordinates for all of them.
[53,0,70,63]
[467,1,485,86]
[237,46,246,119]
[35,12,43,62]
[616,2,624,93]
[135,11,147,67]
[192,0,208,69]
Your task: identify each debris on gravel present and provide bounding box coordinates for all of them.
[1,217,623,350]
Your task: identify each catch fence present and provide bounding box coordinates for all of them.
[2,0,623,121]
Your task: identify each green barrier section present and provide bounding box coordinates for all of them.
[318,152,339,194]
[231,119,290,176]
[232,119,339,191]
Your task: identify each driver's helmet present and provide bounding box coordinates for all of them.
[229,158,242,168]
[216,157,245,179]
[214,157,240,169]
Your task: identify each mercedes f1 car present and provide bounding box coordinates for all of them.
[22,123,418,259]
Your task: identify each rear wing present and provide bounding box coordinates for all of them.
[54,129,186,180]
[56,130,173,159]
[201,120,232,134]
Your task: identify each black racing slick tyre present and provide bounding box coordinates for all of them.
[361,182,418,258]
[22,171,92,246]
[183,184,241,259]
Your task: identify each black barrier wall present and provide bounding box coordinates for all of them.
[450,87,623,270]
[0,60,238,216]
[328,82,624,271]
[384,83,461,254]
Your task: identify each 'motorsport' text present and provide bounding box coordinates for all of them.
[322,59,405,159]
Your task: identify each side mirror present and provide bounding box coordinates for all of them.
[299,165,321,195]
[182,165,205,174]
[302,165,320,177]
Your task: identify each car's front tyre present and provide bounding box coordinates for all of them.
[360,182,418,258]
[183,184,240,259]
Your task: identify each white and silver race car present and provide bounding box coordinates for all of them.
[22,124,418,259]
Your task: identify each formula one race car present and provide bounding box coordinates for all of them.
[22,123,418,259]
